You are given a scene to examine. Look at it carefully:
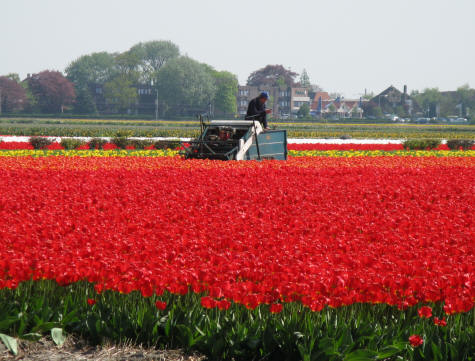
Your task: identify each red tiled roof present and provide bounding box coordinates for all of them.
[311,92,331,110]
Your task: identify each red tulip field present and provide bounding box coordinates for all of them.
[0,154,474,360]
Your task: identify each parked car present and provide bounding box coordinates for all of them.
[416,118,430,124]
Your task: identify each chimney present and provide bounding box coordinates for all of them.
[404,85,407,95]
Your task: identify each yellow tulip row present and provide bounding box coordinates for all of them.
[1,149,474,158]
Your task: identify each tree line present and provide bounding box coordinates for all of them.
[0,40,239,117]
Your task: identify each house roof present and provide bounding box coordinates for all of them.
[310,92,331,110]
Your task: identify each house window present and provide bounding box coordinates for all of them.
[96,87,102,94]
[239,89,249,96]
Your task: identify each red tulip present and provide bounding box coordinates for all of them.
[409,335,423,347]
[434,317,447,327]
[270,303,283,314]
[87,298,96,306]
[155,301,167,311]
[418,306,432,319]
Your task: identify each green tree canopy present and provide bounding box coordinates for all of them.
[207,69,238,115]
[113,51,141,83]
[456,84,475,117]
[299,69,311,88]
[414,88,442,117]
[129,40,180,84]
[103,76,137,113]
[65,52,116,87]
[297,103,310,118]
[156,57,216,116]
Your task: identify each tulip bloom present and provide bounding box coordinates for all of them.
[409,335,424,347]
[155,301,167,311]
[418,306,432,319]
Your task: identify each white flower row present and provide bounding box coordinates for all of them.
[0,135,411,144]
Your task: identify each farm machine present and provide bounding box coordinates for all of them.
[182,115,287,161]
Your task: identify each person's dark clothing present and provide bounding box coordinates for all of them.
[245,97,268,128]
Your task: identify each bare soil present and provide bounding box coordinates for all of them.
[0,337,205,361]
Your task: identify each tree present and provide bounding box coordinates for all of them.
[0,76,27,113]
[27,71,75,113]
[362,102,383,118]
[299,69,311,88]
[413,88,442,117]
[129,40,180,84]
[456,84,475,117]
[156,57,216,116]
[297,103,310,118]
[66,52,116,87]
[103,76,137,113]
[6,73,20,83]
[208,70,238,115]
[247,65,298,87]
[113,51,141,83]
[73,86,97,114]
[362,91,374,100]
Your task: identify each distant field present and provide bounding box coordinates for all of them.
[0,117,474,139]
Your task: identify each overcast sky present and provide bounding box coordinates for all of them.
[2,0,474,98]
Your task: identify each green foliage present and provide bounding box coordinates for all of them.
[297,103,310,118]
[403,139,441,150]
[6,73,21,83]
[299,69,311,88]
[154,140,181,150]
[29,136,52,149]
[276,77,286,88]
[456,84,475,118]
[130,139,154,149]
[0,281,474,360]
[113,52,141,83]
[156,57,217,116]
[0,119,474,140]
[103,76,138,113]
[88,138,107,150]
[210,70,238,115]
[115,129,134,137]
[73,86,97,115]
[111,136,129,149]
[65,52,117,87]
[60,138,86,150]
[446,139,474,150]
[129,40,180,84]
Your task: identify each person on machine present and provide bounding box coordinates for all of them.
[245,91,272,130]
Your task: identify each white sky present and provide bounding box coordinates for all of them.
[1,0,475,98]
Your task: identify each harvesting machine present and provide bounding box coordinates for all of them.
[182,115,287,161]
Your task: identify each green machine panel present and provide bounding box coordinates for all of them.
[245,130,287,160]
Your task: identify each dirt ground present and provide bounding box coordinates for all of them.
[0,337,205,361]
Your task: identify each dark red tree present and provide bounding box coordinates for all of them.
[247,65,298,87]
[27,71,76,113]
[0,76,27,113]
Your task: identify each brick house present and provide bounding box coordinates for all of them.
[236,85,310,118]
